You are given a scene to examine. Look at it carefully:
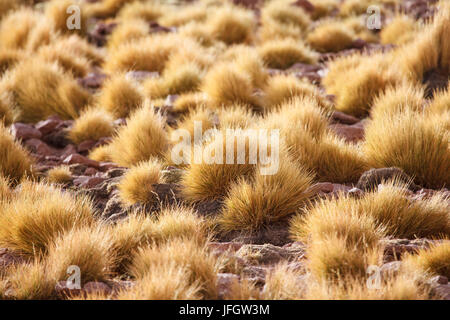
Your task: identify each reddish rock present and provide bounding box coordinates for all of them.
[35,117,63,135]
[209,242,244,255]
[433,284,450,300]
[25,139,59,157]
[10,123,42,141]
[126,71,159,82]
[0,248,25,271]
[82,281,112,296]
[332,184,353,193]
[55,281,82,299]
[329,123,364,143]
[98,162,117,172]
[429,275,448,285]
[313,182,334,193]
[77,140,97,153]
[356,167,421,192]
[62,153,100,168]
[217,273,240,299]
[73,176,106,188]
[84,167,98,176]
[78,72,108,90]
[331,111,360,125]
[60,144,78,159]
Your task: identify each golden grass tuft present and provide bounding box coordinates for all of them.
[0,124,32,182]
[98,74,143,119]
[220,154,314,232]
[370,82,425,119]
[69,107,114,144]
[207,5,255,45]
[259,18,303,42]
[173,107,218,144]
[46,166,72,184]
[0,58,90,122]
[0,98,16,125]
[38,44,90,78]
[159,3,207,27]
[180,130,258,202]
[218,104,256,129]
[262,74,329,110]
[427,85,450,114]
[404,242,450,278]
[0,8,44,50]
[364,111,450,188]
[108,105,169,167]
[172,92,208,114]
[0,49,23,75]
[128,239,220,299]
[202,62,258,108]
[262,263,306,299]
[88,144,112,162]
[307,20,356,53]
[0,181,95,257]
[46,226,116,286]
[259,38,319,69]
[325,54,402,117]
[381,15,417,45]
[145,63,203,99]
[85,0,136,18]
[107,19,149,50]
[52,35,104,66]
[117,159,164,206]
[117,0,164,21]
[261,0,310,31]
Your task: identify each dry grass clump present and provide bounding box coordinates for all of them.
[261,107,367,183]
[404,242,450,278]
[98,74,143,119]
[46,226,116,286]
[173,107,218,144]
[324,54,402,117]
[37,44,90,78]
[0,175,11,201]
[0,8,45,50]
[339,0,380,17]
[108,105,169,167]
[259,17,303,42]
[145,63,203,99]
[117,159,164,206]
[220,154,314,232]
[117,261,202,300]
[259,39,319,69]
[110,207,207,272]
[52,35,104,66]
[261,0,310,31]
[262,263,306,300]
[6,259,54,300]
[0,124,33,182]
[305,270,431,300]
[309,0,339,20]
[364,111,450,189]
[172,92,208,114]
[307,20,356,53]
[178,22,214,47]
[291,196,384,280]
[202,62,258,109]
[223,46,269,88]
[381,15,417,45]
[159,3,207,27]
[370,82,425,119]
[0,59,90,122]
[0,181,95,256]
[88,144,112,162]
[180,130,258,202]
[128,239,220,299]
[103,35,197,73]
[107,19,149,50]
[218,104,256,129]
[85,0,137,18]
[46,166,72,184]
[68,107,114,144]
[262,75,328,110]
[207,5,255,45]
[117,0,164,21]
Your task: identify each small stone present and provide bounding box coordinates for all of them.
[433,284,450,300]
[77,140,97,153]
[25,139,59,157]
[125,71,159,82]
[84,167,98,176]
[209,242,244,255]
[313,182,334,193]
[331,111,360,125]
[356,167,421,192]
[63,153,100,168]
[329,123,364,143]
[82,281,112,296]
[55,281,81,299]
[380,261,402,279]
[73,176,106,188]
[429,275,448,286]
[98,162,117,172]
[10,123,42,140]
[35,117,62,135]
